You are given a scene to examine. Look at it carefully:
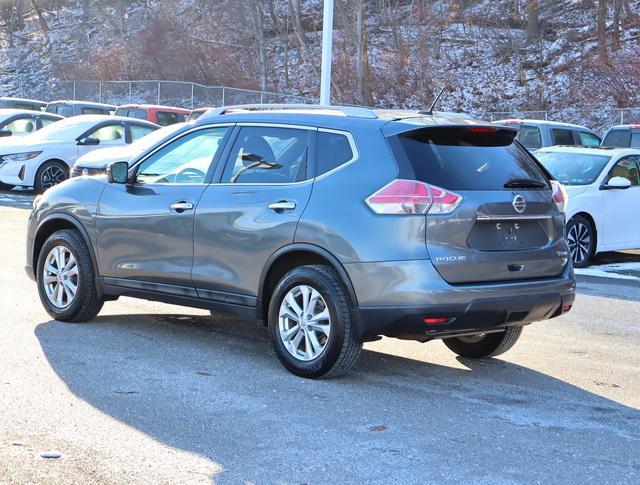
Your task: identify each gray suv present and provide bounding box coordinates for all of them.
[26,105,575,378]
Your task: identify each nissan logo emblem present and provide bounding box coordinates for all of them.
[512,194,526,213]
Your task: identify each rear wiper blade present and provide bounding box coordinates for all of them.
[504,178,546,189]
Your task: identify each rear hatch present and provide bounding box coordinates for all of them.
[387,125,568,284]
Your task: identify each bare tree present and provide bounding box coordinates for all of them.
[597,0,609,65]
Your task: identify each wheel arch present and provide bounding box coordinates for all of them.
[568,211,599,253]
[32,213,98,280]
[258,243,359,323]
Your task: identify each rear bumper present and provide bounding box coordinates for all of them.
[347,260,575,341]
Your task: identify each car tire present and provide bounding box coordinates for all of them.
[36,229,103,322]
[566,215,595,268]
[268,265,362,379]
[443,326,523,358]
[0,182,14,190]
[34,160,68,194]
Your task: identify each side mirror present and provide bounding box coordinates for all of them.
[0,129,12,137]
[106,161,129,184]
[78,136,100,146]
[604,176,632,190]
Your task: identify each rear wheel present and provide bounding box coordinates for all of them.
[443,326,523,358]
[566,215,595,268]
[0,182,14,190]
[268,265,362,378]
[36,229,103,322]
[35,160,68,193]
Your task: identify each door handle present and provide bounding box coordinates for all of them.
[170,201,194,213]
[268,200,296,212]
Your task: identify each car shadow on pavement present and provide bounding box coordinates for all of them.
[34,313,640,482]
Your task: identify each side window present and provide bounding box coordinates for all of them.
[603,129,631,148]
[128,109,148,120]
[316,130,354,175]
[82,107,109,115]
[136,127,229,184]
[130,124,157,141]
[156,111,183,126]
[45,105,57,113]
[631,133,640,148]
[14,103,37,110]
[221,126,310,184]
[58,105,73,117]
[578,131,601,147]
[551,128,575,146]
[516,125,542,149]
[608,156,640,186]
[39,116,58,128]
[4,117,36,134]
[88,124,124,142]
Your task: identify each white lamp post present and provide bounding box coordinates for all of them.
[319,0,334,105]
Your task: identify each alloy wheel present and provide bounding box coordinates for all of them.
[278,285,331,361]
[43,246,79,309]
[40,165,66,190]
[567,222,591,265]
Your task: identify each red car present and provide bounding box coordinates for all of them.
[114,104,190,126]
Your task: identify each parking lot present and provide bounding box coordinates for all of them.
[1,189,639,484]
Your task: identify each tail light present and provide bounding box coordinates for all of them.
[551,180,568,213]
[366,179,462,215]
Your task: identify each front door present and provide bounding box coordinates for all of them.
[192,125,315,305]
[600,155,640,248]
[95,125,232,292]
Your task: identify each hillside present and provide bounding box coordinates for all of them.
[1,0,639,132]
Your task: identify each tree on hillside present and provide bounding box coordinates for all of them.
[597,0,609,65]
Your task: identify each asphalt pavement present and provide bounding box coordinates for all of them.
[1,189,639,484]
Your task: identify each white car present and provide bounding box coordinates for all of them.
[0,109,63,138]
[535,146,640,267]
[0,115,158,192]
[71,122,188,177]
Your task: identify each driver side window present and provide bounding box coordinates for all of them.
[608,156,640,186]
[135,127,229,185]
[88,124,125,143]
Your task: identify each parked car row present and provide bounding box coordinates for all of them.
[0,96,212,126]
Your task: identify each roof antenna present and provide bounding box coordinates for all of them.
[421,87,445,115]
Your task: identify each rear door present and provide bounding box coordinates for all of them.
[387,126,567,284]
[191,124,315,303]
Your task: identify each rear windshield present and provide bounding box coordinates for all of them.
[388,127,549,190]
[536,152,610,186]
[516,125,542,149]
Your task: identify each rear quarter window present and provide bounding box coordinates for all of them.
[388,127,548,190]
[316,131,354,175]
[156,111,184,126]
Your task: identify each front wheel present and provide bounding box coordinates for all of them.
[36,229,103,322]
[443,326,523,358]
[566,215,595,268]
[35,160,68,193]
[268,265,362,378]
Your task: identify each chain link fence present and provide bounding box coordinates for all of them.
[52,80,317,109]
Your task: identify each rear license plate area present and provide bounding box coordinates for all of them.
[468,220,549,251]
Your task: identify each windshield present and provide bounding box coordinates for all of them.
[29,117,98,141]
[536,151,611,186]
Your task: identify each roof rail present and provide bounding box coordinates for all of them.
[205,104,379,119]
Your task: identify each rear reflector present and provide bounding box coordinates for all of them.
[366,179,462,215]
[423,317,449,324]
[562,304,572,313]
[551,180,568,213]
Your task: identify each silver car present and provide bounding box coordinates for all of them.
[494,119,601,150]
[26,105,575,378]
